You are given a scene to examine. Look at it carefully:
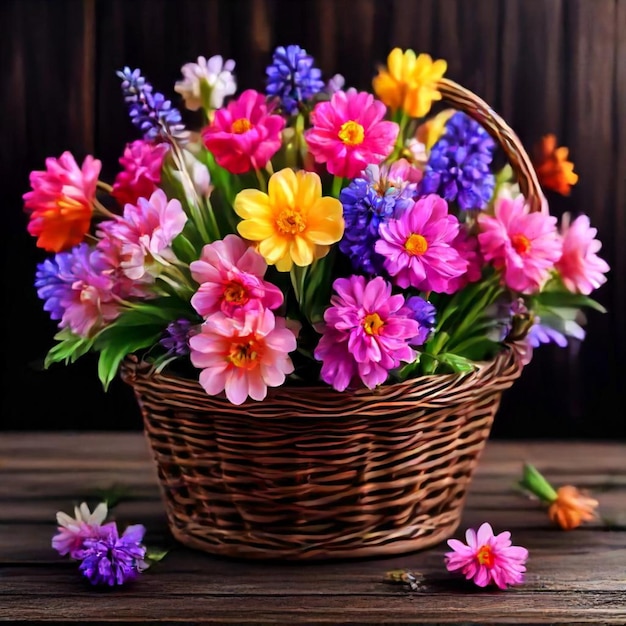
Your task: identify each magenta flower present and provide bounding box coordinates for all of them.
[189,308,297,405]
[112,139,169,207]
[23,151,101,253]
[445,522,529,589]
[478,194,562,293]
[375,194,468,293]
[556,213,610,295]
[52,502,108,559]
[314,275,419,391]
[304,88,399,178]
[201,89,286,174]
[97,188,187,280]
[190,234,284,318]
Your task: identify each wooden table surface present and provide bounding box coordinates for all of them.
[1,433,625,625]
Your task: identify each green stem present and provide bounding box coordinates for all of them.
[331,176,344,198]
[519,463,558,503]
[93,198,117,220]
[96,180,113,193]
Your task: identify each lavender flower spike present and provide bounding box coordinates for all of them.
[117,66,188,142]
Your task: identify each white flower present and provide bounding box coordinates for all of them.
[56,501,108,529]
[175,55,237,111]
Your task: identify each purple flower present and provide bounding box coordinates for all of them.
[314,275,419,391]
[420,112,496,211]
[265,45,325,114]
[405,296,437,346]
[35,243,123,337]
[117,66,187,141]
[77,522,147,586]
[160,319,194,356]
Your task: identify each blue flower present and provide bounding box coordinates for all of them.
[265,45,325,114]
[419,112,496,211]
[77,522,146,586]
[339,166,416,275]
[117,67,186,141]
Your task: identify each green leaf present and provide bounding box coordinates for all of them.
[533,290,607,314]
[436,352,476,373]
[95,324,164,389]
[43,329,95,368]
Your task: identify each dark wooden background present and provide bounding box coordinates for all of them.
[1,0,624,438]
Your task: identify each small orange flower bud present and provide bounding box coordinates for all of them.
[532,134,579,196]
[547,485,599,530]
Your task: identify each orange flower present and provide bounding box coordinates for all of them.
[547,485,599,530]
[533,134,579,196]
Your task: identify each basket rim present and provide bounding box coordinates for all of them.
[121,344,522,406]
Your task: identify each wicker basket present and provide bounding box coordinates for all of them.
[120,78,544,560]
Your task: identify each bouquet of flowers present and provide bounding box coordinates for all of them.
[24,46,610,406]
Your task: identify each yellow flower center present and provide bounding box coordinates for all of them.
[511,233,531,255]
[276,208,306,235]
[338,120,365,146]
[404,233,428,256]
[476,545,494,567]
[362,312,384,336]
[228,338,262,370]
[223,281,248,305]
[231,118,252,134]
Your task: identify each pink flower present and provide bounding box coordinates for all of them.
[478,194,562,293]
[111,139,169,207]
[201,89,286,174]
[314,275,419,391]
[190,234,284,318]
[189,308,297,405]
[375,194,468,293]
[97,189,187,280]
[445,224,483,293]
[445,522,529,589]
[23,151,101,252]
[304,88,399,178]
[52,502,108,559]
[556,213,609,295]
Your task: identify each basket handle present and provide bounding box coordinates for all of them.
[436,78,545,214]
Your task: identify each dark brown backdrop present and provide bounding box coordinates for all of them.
[1,0,624,438]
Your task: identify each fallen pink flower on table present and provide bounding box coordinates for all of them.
[444,522,528,589]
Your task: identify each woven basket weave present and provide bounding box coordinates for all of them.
[121,78,544,560]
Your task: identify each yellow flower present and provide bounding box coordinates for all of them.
[372,48,447,118]
[416,108,456,152]
[234,168,344,272]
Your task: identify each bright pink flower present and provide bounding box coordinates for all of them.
[304,88,399,178]
[478,194,562,293]
[556,213,609,295]
[23,151,101,252]
[190,234,284,318]
[97,189,187,280]
[201,89,286,174]
[445,522,529,589]
[375,194,468,293]
[445,224,483,293]
[111,140,169,207]
[189,308,297,405]
[52,502,108,559]
[314,275,419,391]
